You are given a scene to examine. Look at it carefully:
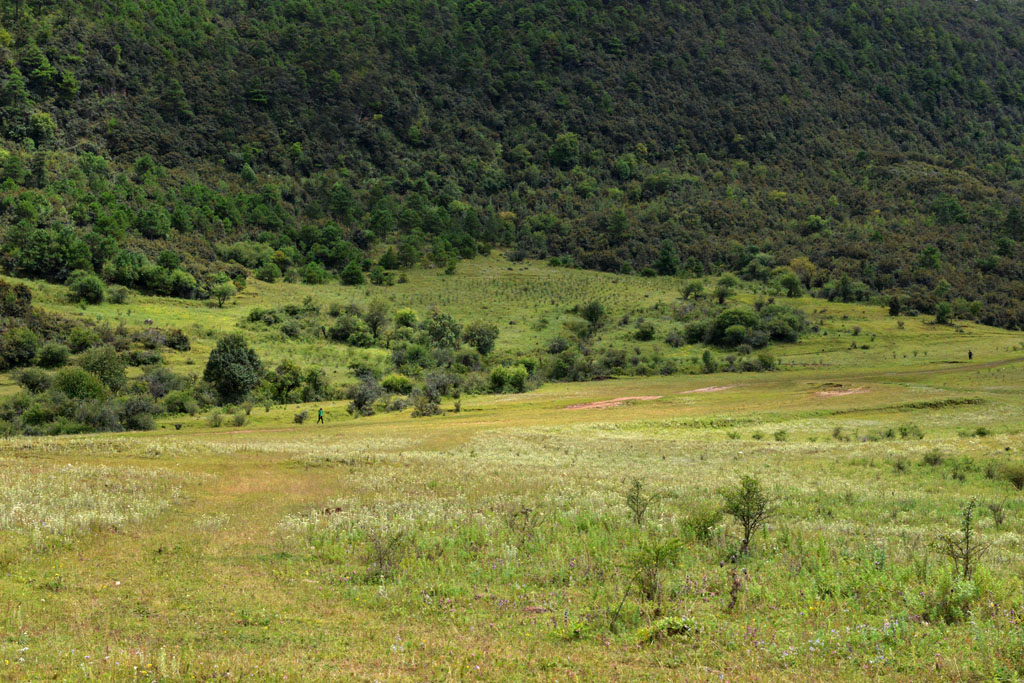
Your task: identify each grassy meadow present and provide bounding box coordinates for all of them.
[2,257,1024,680]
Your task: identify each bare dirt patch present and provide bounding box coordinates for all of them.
[680,385,734,395]
[565,396,663,410]
[815,383,869,397]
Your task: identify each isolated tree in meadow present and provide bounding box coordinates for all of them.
[363,298,391,340]
[580,300,606,329]
[939,498,988,581]
[212,281,236,307]
[203,333,263,404]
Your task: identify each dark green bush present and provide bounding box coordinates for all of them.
[37,342,69,368]
[0,326,41,369]
[53,367,108,400]
[66,270,105,304]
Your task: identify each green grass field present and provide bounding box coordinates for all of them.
[2,257,1024,680]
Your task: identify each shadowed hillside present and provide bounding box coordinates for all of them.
[2,1,1024,324]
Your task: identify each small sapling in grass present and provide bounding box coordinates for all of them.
[721,475,773,556]
[625,478,660,526]
[987,502,1006,528]
[611,534,683,630]
[937,498,988,581]
[683,506,722,544]
[363,526,410,582]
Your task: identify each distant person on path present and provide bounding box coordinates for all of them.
[969,350,973,361]
[317,407,324,424]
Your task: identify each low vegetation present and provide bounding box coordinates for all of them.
[0,255,1020,678]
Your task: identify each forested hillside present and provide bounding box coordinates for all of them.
[3,1,1024,325]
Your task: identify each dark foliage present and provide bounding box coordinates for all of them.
[203,333,264,404]
[0,2,1023,323]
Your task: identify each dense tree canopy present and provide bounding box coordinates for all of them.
[2,1,1024,324]
[203,333,263,404]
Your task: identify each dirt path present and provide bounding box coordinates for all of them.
[679,385,734,395]
[815,383,868,397]
[565,395,663,410]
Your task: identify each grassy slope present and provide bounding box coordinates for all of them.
[1,259,1024,679]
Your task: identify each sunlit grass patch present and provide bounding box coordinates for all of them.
[0,460,193,543]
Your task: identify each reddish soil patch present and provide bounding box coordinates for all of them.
[565,396,663,410]
[680,385,734,395]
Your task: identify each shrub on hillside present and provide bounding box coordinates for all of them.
[381,373,414,394]
[66,270,105,304]
[53,367,108,400]
[0,327,40,369]
[490,364,528,393]
[78,345,126,391]
[37,342,69,368]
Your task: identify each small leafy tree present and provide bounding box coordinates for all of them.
[721,475,773,554]
[462,321,499,355]
[203,333,263,404]
[212,281,236,307]
[580,300,606,330]
[778,270,802,297]
[681,279,704,299]
[363,298,391,340]
[394,307,418,328]
[421,308,461,348]
[341,259,365,285]
[632,536,682,604]
[347,374,382,417]
[715,273,739,304]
